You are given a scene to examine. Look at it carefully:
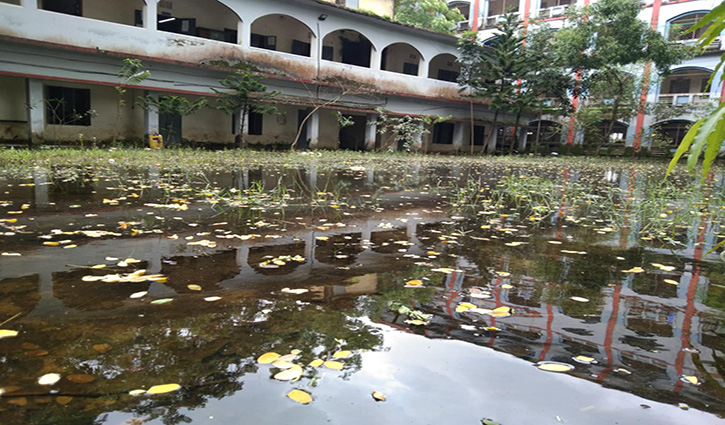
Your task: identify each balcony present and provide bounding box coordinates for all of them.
[657,93,717,107]
[483,12,519,28]
[537,5,570,19]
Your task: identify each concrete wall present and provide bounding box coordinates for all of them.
[158,0,240,33]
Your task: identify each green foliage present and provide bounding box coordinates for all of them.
[667,3,725,179]
[333,111,355,129]
[373,107,449,152]
[394,0,464,34]
[115,58,150,143]
[137,95,207,116]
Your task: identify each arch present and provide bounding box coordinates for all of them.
[250,14,315,56]
[156,0,241,43]
[428,53,460,82]
[322,29,375,68]
[40,0,145,26]
[652,119,694,147]
[598,120,628,143]
[667,10,711,42]
[659,67,714,105]
[381,43,424,76]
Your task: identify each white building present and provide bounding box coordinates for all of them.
[0,0,518,153]
[455,0,723,151]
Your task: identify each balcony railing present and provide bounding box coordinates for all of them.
[483,12,520,28]
[658,93,718,107]
[537,5,570,19]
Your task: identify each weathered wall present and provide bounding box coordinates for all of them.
[250,14,314,55]
[83,0,144,26]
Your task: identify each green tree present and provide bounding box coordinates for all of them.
[212,73,279,148]
[667,3,725,180]
[458,14,533,154]
[394,0,465,34]
[114,58,150,144]
[554,0,691,148]
[137,95,207,146]
[372,107,450,152]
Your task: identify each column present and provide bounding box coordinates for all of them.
[364,113,377,151]
[307,110,320,149]
[411,122,424,151]
[143,91,159,136]
[452,122,465,152]
[517,128,527,152]
[26,78,45,145]
[20,0,37,9]
[237,20,245,46]
[144,0,158,31]
[487,126,498,154]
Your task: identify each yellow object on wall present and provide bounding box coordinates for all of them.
[149,135,163,149]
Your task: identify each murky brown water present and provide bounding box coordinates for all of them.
[1,159,725,424]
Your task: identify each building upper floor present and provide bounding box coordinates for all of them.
[0,0,465,101]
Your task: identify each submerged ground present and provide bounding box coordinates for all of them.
[0,149,725,425]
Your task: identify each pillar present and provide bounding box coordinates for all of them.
[365,113,377,151]
[452,122,465,152]
[487,126,498,154]
[236,20,245,46]
[517,128,527,152]
[307,110,320,149]
[144,0,157,31]
[411,122,424,151]
[143,91,159,137]
[26,78,45,145]
[20,0,37,9]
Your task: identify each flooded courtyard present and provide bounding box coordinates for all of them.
[1,152,725,425]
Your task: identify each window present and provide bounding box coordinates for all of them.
[433,122,454,144]
[41,0,81,16]
[291,40,311,57]
[403,62,419,76]
[249,111,263,135]
[437,69,459,82]
[251,33,277,51]
[669,13,709,41]
[46,86,91,126]
[669,78,690,94]
[473,125,486,145]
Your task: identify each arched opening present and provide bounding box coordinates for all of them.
[381,43,423,76]
[428,53,460,82]
[652,120,693,148]
[155,0,240,43]
[322,29,373,68]
[526,120,562,153]
[484,0,519,27]
[39,0,144,26]
[448,0,471,30]
[250,14,314,57]
[597,120,628,143]
[659,68,714,106]
[668,11,710,42]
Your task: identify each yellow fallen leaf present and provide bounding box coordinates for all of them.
[323,361,344,370]
[456,305,471,313]
[146,383,181,394]
[659,265,676,272]
[536,362,573,373]
[501,284,513,289]
[459,302,476,310]
[56,396,73,405]
[570,297,589,303]
[43,241,60,246]
[333,350,352,359]
[187,284,202,291]
[277,353,297,362]
[547,240,562,245]
[622,267,645,273]
[310,359,324,367]
[128,389,146,396]
[406,279,423,286]
[37,373,61,385]
[664,279,679,285]
[0,329,19,339]
[573,355,596,364]
[204,296,221,302]
[491,306,511,315]
[274,365,303,381]
[287,389,313,404]
[272,360,296,369]
[372,391,386,402]
[405,319,427,325]
[257,352,280,364]
[682,375,699,385]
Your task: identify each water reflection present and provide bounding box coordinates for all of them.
[0,161,724,424]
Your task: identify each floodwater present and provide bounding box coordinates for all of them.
[1,158,725,425]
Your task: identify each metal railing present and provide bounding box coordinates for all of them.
[657,93,718,106]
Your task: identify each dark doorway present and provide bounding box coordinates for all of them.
[160,113,182,146]
[42,0,81,16]
[341,39,371,68]
[339,115,367,151]
[297,109,311,149]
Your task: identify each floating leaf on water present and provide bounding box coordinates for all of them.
[274,365,303,381]
[273,360,297,369]
[323,361,344,371]
[505,241,524,247]
[277,353,297,362]
[290,349,302,355]
[570,297,589,303]
[535,362,574,373]
[37,373,61,385]
[146,383,181,394]
[56,396,73,405]
[372,391,386,402]
[431,268,456,273]
[91,264,106,269]
[614,368,631,374]
[547,240,562,245]
[151,298,173,305]
[664,279,679,285]
[495,271,510,277]
[405,319,427,326]
[481,419,501,425]
[405,279,423,287]
[281,288,309,295]
[310,359,324,367]
[128,389,146,396]
[258,352,281,364]
[187,284,202,291]
[681,375,700,385]
[130,291,147,299]
[573,355,596,365]
[287,389,313,405]
[489,306,512,317]
[659,265,676,272]
[92,343,112,353]
[66,374,95,384]
[333,350,352,359]
[622,267,645,273]
[204,296,221,302]
[0,329,19,339]
[501,284,513,289]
